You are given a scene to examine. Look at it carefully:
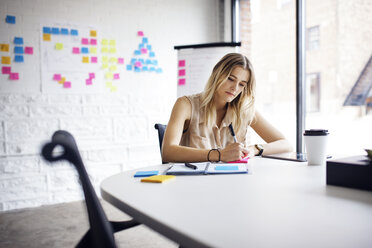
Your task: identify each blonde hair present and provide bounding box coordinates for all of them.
[201,53,256,131]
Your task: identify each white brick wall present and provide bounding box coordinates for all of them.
[0,0,220,211]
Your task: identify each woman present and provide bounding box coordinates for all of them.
[162,53,292,163]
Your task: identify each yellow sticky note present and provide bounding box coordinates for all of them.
[102,56,109,63]
[90,47,97,54]
[90,30,97,37]
[43,34,51,41]
[105,72,113,79]
[109,40,116,46]
[141,175,175,183]
[101,47,109,53]
[102,63,108,69]
[1,56,11,64]
[106,82,112,87]
[0,44,9,52]
[55,43,63,50]
[102,39,108,45]
[109,47,116,54]
[109,57,117,63]
[82,56,89,63]
[59,77,66,84]
[109,65,117,72]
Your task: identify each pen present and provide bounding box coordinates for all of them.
[228,123,238,143]
[184,163,197,170]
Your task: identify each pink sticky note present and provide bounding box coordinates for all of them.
[2,66,11,74]
[63,81,71,88]
[72,47,80,54]
[89,73,95,79]
[9,72,19,80]
[229,156,249,164]
[90,39,97,45]
[141,48,147,54]
[86,79,92,85]
[118,58,124,64]
[24,47,34,55]
[82,38,89,45]
[113,73,120,79]
[53,74,61,80]
[178,69,185,76]
[178,78,186,85]
[91,56,98,63]
[137,31,144,36]
[134,61,142,67]
[178,60,185,67]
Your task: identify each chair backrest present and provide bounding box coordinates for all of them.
[41,130,116,248]
[154,123,167,164]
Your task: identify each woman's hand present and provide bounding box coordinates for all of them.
[220,143,249,162]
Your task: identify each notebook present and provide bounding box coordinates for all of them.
[165,162,248,175]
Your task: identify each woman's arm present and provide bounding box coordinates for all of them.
[248,111,293,156]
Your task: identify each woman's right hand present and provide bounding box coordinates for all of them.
[220,143,248,162]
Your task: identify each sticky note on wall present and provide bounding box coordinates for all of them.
[6,15,16,24]
[24,47,33,54]
[9,72,19,80]
[2,66,11,74]
[43,34,51,41]
[0,44,10,52]
[14,37,24,45]
[178,69,185,76]
[2,56,11,64]
[179,60,186,67]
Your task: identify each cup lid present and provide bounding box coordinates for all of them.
[304,129,329,136]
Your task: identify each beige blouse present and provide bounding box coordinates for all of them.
[180,93,250,149]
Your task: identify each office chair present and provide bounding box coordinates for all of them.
[154,123,167,164]
[41,130,140,248]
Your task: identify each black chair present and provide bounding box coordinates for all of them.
[154,123,167,164]
[41,130,140,248]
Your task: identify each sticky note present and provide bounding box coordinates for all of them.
[141,48,147,54]
[89,73,95,79]
[43,34,51,41]
[43,27,51,34]
[134,171,159,177]
[82,56,89,63]
[14,37,24,45]
[102,63,108,69]
[131,58,136,64]
[142,37,148,43]
[149,52,155,57]
[90,47,97,54]
[53,74,61,80]
[215,165,239,171]
[63,81,71,88]
[110,86,117,92]
[51,28,60,34]
[91,56,97,63]
[139,43,144,49]
[149,67,156,72]
[59,77,66,84]
[101,47,108,53]
[146,59,152,65]
[229,156,249,164]
[134,67,141,72]
[105,72,113,79]
[14,55,24,63]
[0,44,10,52]
[90,30,97,37]
[146,44,152,50]
[141,175,175,183]
[86,78,92,85]
[134,61,142,68]
[106,82,112,87]
[109,47,116,53]
[6,15,16,24]
[90,39,97,45]
[55,43,63,50]
[9,72,19,80]
[72,47,80,54]
[109,65,117,71]
[2,66,11,74]
[156,68,162,73]
[178,78,186,85]
[137,31,144,36]
[24,47,33,55]
[142,66,148,71]
[178,69,185,76]
[82,38,89,45]
[109,57,116,63]
[14,46,23,54]
[179,60,186,67]
[126,65,132,70]
[134,50,141,55]
[102,56,109,63]
[152,60,158,66]
[81,47,89,54]
[61,28,69,35]
[113,73,120,79]
[118,58,124,64]
[70,29,78,36]
[109,40,116,46]
[102,39,108,45]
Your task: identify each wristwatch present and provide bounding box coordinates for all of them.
[255,144,264,156]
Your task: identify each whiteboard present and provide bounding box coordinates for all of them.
[175,43,240,97]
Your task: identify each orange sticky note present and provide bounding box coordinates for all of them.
[141,175,175,183]
[1,56,11,64]
[82,56,89,63]
[0,44,10,52]
[90,30,97,37]
[58,77,66,84]
[43,34,51,41]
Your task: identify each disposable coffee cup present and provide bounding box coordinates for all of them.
[304,129,329,165]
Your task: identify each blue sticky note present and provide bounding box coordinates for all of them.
[51,28,60,34]
[215,165,239,171]
[43,27,51,34]
[6,15,16,24]
[70,29,78,36]
[152,60,158,66]
[126,64,133,70]
[14,46,24,54]
[149,67,156,72]
[149,52,155,57]
[14,37,24,45]
[156,68,163,73]
[146,59,152,64]
[130,58,136,64]
[139,58,144,63]
[81,47,89,54]
[134,50,141,55]
[134,67,141,72]
[146,45,152,50]
[142,37,148,43]
[14,55,24,63]
[142,66,148,71]
[134,170,159,177]
[139,43,144,49]
[61,28,69,35]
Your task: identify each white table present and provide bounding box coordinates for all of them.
[100,157,372,248]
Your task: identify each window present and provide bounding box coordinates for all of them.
[307,26,320,51]
[306,73,320,113]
